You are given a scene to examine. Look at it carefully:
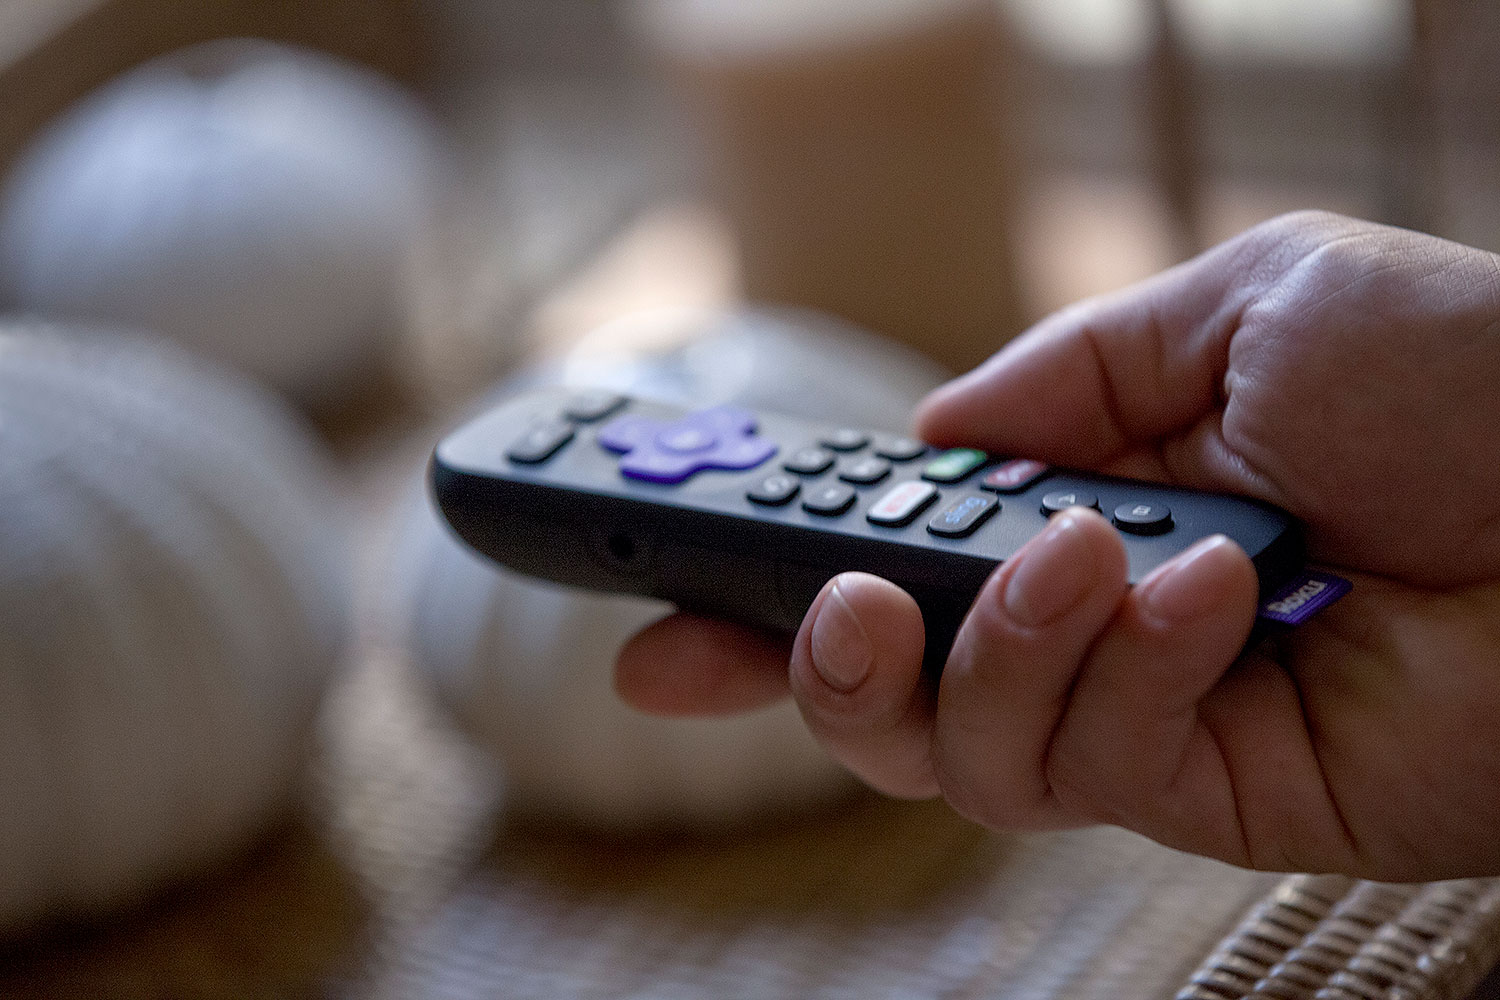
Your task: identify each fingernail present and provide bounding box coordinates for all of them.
[1004,512,1099,627]
[809,579,873,692]
[1138,534,1238,625]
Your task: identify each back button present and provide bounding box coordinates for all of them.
[508,421,575,464]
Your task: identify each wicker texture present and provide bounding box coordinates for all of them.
[1180,874,1500,1000]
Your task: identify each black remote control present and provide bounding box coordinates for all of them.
[431,386,1304,669]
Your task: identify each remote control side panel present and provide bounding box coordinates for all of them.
[432,387,1304,664]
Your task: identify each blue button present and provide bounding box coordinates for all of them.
[927,493,998,538]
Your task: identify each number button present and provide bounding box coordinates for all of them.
[784,446,835,476]
[837,455,891,485]
[747,474,800,506]
[802,483,857,516]
[1113,501,1173,535]
[821,428,870,452]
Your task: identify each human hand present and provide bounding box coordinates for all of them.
[615,211,1500,880]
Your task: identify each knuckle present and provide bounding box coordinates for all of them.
[936,768,1014,829]
[1272,208,1349,236]
[1249,209,1354,250]
[930,737,1045,831]
[1043,748,1127,826]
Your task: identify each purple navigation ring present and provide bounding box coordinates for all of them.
[597,414,659,454]
[712,436,778,469]
[692,405,758,437]
[598,405,777,484]
[656,426,718,454]
[618,450,704,483]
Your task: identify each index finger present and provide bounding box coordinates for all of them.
[914,221,1303,488]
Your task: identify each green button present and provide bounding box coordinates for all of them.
[921,448,987,484]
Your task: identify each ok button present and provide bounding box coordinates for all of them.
[656,427,718,454]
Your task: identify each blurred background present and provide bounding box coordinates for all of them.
[4,0,1498,399]
[7,0,1496,398]
[3,0,1500,997]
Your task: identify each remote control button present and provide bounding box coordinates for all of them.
[620,438,778,484]
[981,458,1050,494]
[596,414,659,454]
[747,474,800,506]
[1113,501,1173,535]
[601,406,777,484]
[618,451,702,483]
[873,436,927,462]
[866,481,939,527]
[922,448,987,484]
[507,421,575,464]
[563,390,627,422]
[714,436,781,468]
[1040,489,1100,515]
[821,428,870,452]
[784,446,835,476]
[927,493,998,538]
[802,483,856,516]
[838,455,891,485]
[656,426,718,454]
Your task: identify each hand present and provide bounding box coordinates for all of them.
[615,211,1500,880]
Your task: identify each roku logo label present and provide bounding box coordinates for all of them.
[1266,579,1327,615]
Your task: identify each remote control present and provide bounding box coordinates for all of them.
[431,386,1305,669]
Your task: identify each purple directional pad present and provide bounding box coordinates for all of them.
[597,405,776,484]
[596,415,659,454]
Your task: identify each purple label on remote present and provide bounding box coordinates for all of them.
[1257,570,1352,627]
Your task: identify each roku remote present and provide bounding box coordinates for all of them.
[431,386,1305,668]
